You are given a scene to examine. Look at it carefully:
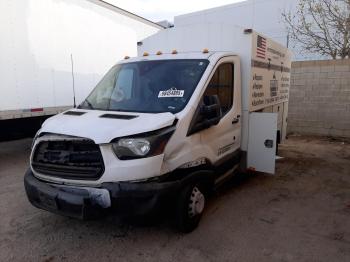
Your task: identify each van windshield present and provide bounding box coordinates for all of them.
[79,59,209,113]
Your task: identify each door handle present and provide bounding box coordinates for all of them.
[232,118,240,124]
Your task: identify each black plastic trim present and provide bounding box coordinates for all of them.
[100,114,138,120]
[32,140,104,181]
[64,111,86,116]
[24,169,181,219]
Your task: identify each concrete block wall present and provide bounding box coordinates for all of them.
[288,59,350,137]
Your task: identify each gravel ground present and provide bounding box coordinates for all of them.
[0,136,349,262]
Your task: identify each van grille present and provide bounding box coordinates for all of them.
[32,139,104,180]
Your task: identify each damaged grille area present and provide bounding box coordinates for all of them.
[32,139,104,180]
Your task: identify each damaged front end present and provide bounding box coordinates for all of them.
[24,169,111,219]
[25,124,179,219]
[24,168,180,219]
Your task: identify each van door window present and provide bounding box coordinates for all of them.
[205,63,234,115]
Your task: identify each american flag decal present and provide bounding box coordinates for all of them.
[257,35,267,59]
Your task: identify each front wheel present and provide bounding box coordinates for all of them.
[175,182,207,233]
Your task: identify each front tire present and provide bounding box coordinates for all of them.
[175,181,206,233]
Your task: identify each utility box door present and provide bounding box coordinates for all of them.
[247,113,278,174]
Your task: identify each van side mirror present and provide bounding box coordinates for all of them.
[188,95,222,135]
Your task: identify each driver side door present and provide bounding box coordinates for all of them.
[199,56,241,165]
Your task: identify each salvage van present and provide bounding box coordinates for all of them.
[24,22,292,232]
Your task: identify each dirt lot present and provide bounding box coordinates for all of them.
[0,136,349,262]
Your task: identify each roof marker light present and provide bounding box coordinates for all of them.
[172,50,178,54]
[143,52,149,57]
[156,51,162,55]
[203,48,209,53]
[244,28,253,34]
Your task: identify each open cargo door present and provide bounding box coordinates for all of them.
[247,113,278,174]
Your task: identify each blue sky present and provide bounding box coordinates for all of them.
[106,0,244,22]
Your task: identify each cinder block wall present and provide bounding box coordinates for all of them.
[288,59,350,137]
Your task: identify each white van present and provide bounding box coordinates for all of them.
[24,23,292,232]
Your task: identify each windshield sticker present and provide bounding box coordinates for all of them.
[158,88,184,98]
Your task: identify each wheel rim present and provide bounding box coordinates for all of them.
[188,186,205,218]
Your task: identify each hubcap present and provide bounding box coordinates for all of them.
[188,186,205,218]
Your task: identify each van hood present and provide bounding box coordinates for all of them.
[39,109,176,144]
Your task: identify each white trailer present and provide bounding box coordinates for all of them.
[0,0,162,120]
[24,22,291,232]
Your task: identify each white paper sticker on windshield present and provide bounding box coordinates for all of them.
[158,88,184,98]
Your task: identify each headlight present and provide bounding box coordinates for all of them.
[111,125,175,160]
[113,138,151,157]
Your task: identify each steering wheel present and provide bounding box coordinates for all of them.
[113,88,125,102]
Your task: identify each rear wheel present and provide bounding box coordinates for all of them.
[175,181,207,233]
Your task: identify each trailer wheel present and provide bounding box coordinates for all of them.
[175,181,206,233]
